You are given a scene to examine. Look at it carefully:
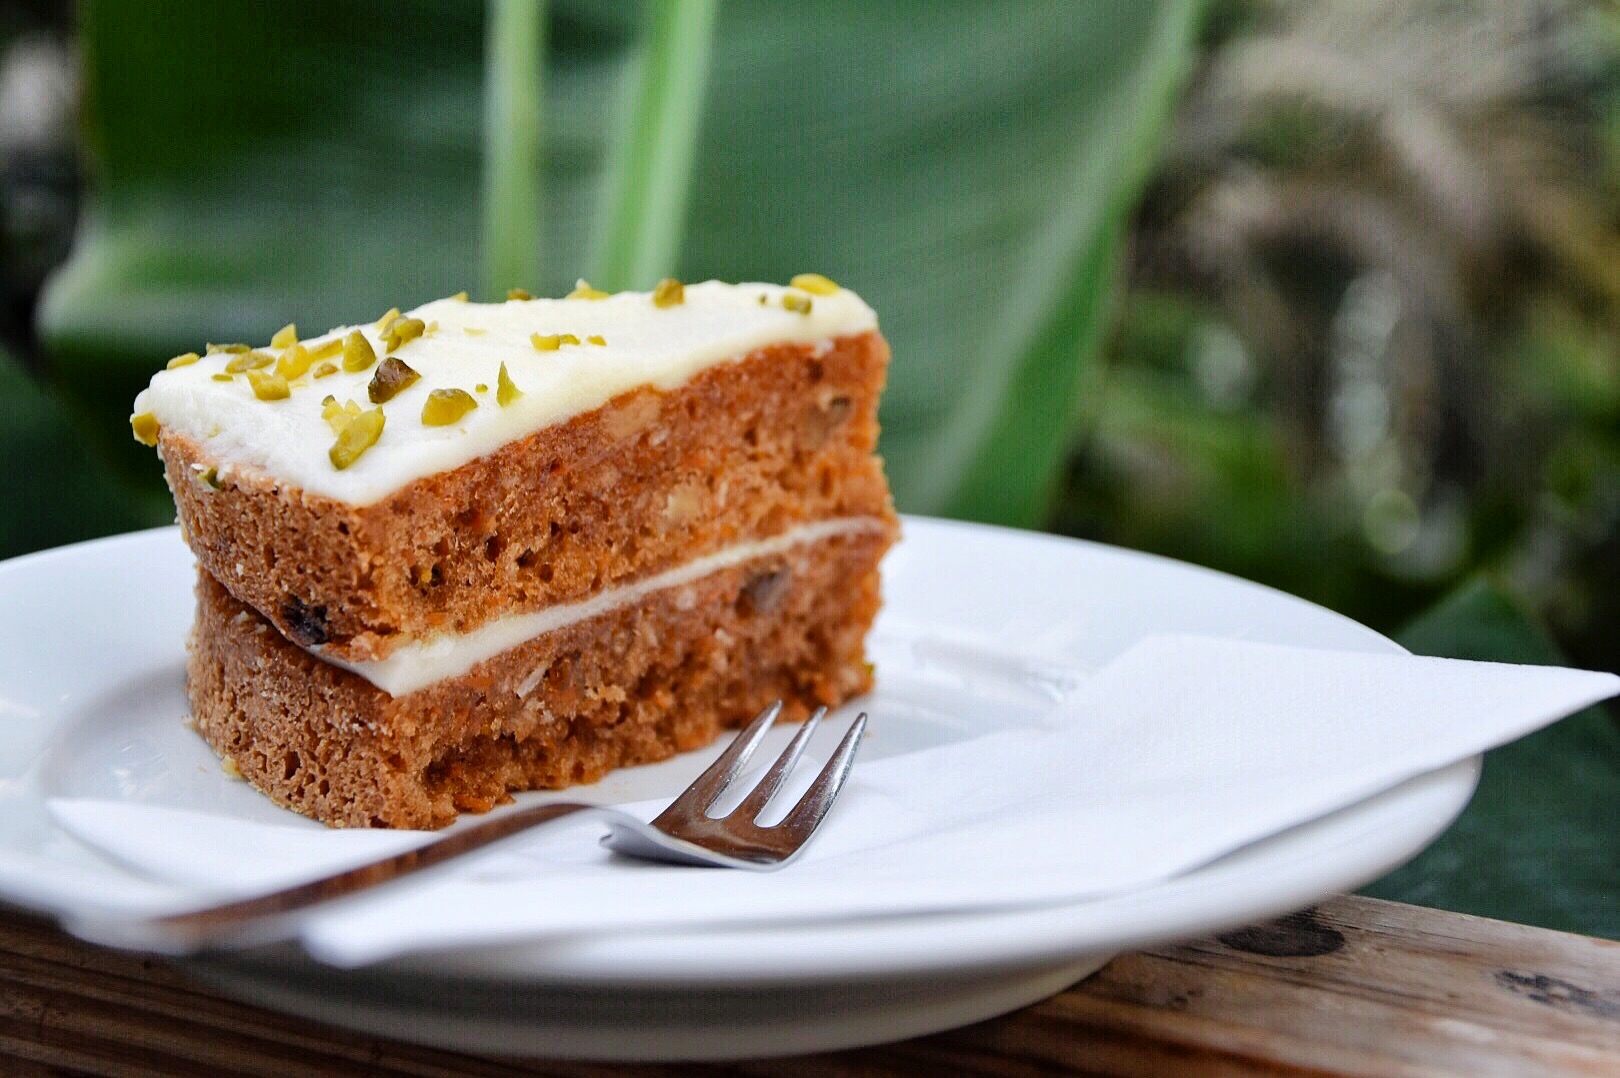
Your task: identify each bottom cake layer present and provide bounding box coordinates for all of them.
[186,528,889,829]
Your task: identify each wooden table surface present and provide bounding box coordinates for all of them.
[3,894,1617,1076]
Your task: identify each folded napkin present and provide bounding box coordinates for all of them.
[49,635,1618,966]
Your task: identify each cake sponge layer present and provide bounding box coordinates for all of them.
[163,330,892,663]
[186,527,889,829]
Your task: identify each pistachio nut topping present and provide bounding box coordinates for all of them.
[224,350,274,373]
[653,278,685,308]
[246,370,291,400]
[275,343,313,379]
[130,412,160,446]
[421,387,478,426]
[790,273,839,295]
[342,330,378,373]
[381,317,426,353]
[496,362,522,407]
[567,278,610,300]
[368,356,420,403]
[329,407,385,470]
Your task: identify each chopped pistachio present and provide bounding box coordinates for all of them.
[211,373,234,382]
[567,278,610,300]
[275,342,313,379]
[464,327,487,337]
[206,342,251,355]
[321,396,356,434]
[270,323,299,349]
[368,356,420,403]
[323,397,364,435]
[305,337,342,361]
[789,273,839,295]
[450,290,469,302]
[382,316,425,352]
[312,360,338,378]
[587,334,606,346]
[374,307,401,331]
[531,333,561,351]
[506,287,532,301]
[497,362,522,407]
[421,387,478,426]
[559,333,580,346]
[342,330,377,372]
[475,382,489,393]
[130,412,160,446]
[167,352,201,369]
[224,350,274,373]
[246,370,291,400]
[192,465,223,491]
[782,293,813,315]
[329,407,385,470]
[758,293,768,305]
[652,278,685,307]
[426,320,439,335]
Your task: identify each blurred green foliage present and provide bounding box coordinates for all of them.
[34,0,1200,540]
[1066,0,1620,676]
[0,342,154,552]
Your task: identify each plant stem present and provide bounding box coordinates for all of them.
[591,0,719,291]
[482,0,547,299]
[924,0,1203,524]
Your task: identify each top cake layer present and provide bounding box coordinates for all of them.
[132,279,877,506]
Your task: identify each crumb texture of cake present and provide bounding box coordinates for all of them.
[162,330,891,661]
[187,528,886,829]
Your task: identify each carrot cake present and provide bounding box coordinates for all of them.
[130,277,897,829]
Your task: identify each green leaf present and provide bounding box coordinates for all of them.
[678,1,1203,524]
[39,0,1201,533]
[590,0,718,291]
[1360,578,1620,939]
[482,0,548,297]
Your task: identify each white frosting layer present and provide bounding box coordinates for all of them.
[327,517,886,696]
[133,281,877,506]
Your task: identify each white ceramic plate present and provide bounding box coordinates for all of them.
[0,519,1478,1060]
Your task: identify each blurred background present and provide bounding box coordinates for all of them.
[1,0,1615,935]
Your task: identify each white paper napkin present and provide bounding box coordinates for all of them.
[48,634,1618,966]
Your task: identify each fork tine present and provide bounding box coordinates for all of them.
[770,712,868,841]
[658,699,783,817]
[731,706,827,821]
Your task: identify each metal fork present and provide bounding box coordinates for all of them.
[70,701,867,954]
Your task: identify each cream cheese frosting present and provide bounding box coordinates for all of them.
[326,516,887,696]
[132,280,877,506]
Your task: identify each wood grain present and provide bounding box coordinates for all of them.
[1,895,1616,1076]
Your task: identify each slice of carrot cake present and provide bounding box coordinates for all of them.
[131,276,897,829]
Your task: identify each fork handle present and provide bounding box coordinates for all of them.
[100,801,608,951]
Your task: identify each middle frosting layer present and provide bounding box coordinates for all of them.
[323,517,889,696]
